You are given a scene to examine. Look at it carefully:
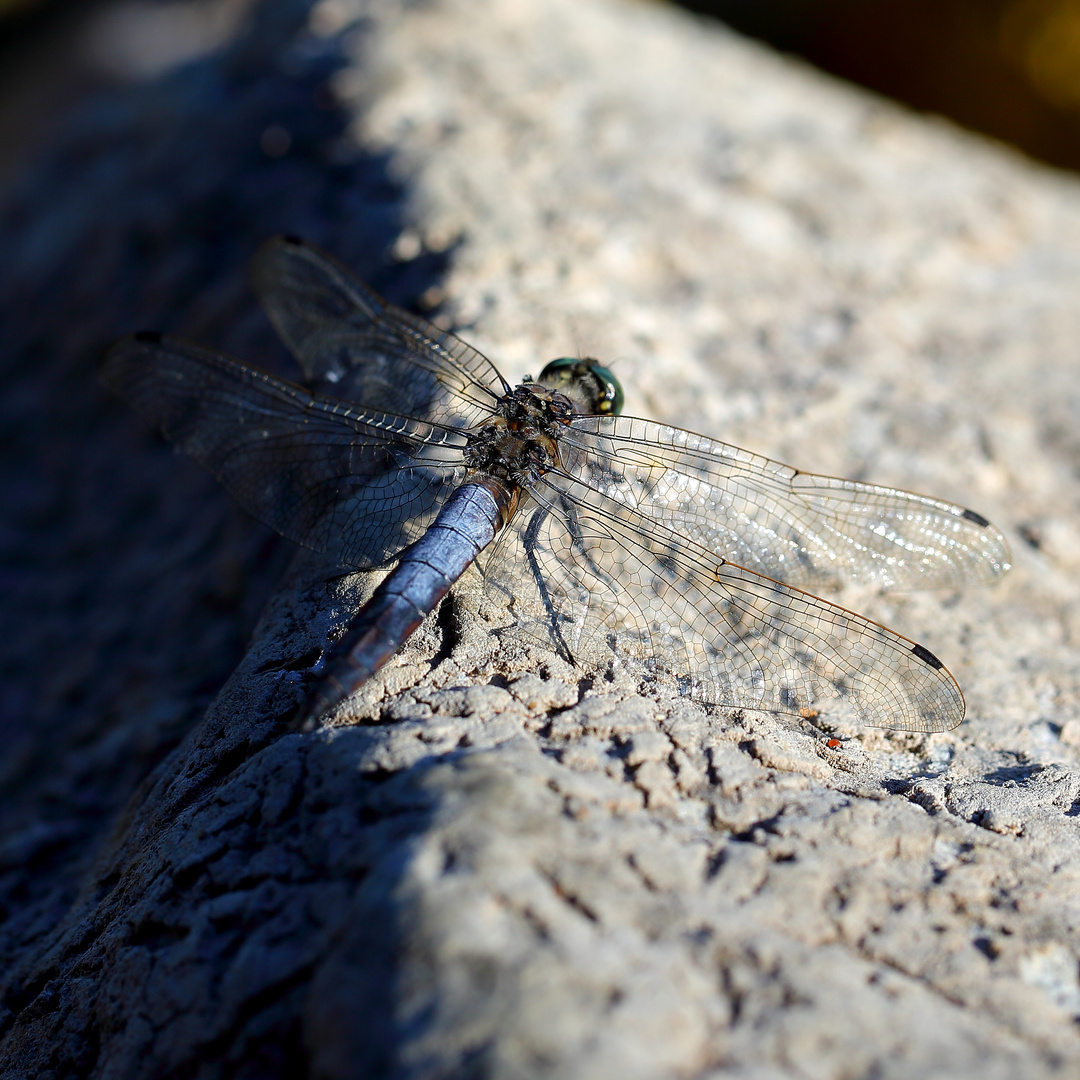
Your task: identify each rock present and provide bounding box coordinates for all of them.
[3,0,1080,1076]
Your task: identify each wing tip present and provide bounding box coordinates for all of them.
[100,331,163,389]
[957,505,1013,580]
[251,234,310,287]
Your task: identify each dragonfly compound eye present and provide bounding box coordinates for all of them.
[537,357,625,416]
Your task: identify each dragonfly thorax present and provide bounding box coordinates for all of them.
[463,383,573,487]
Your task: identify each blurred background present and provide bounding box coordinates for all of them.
[7,0,1080,186]
[681,0,1080,173]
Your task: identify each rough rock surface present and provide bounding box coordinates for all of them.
[2,0,1080,1076]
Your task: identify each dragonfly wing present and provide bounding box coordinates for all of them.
[250,236,507,428]
[558,415,1010,591]
[482,472,965,732]
[102,334,468,569]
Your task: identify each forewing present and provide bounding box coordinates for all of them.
[101,334,468,568]
[555,415,1010,591]
[482,474,964,731]
[250,236,507,427]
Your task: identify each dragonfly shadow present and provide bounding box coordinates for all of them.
[979,762,1050,787]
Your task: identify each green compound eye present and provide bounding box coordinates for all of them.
[536,357,625,416]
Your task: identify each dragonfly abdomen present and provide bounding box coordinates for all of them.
[308,479,515,718]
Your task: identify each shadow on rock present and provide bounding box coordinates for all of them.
[0,0,453,1074]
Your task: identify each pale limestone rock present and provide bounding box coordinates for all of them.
[3,0,1080,1077]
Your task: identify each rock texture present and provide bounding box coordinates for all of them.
[2,0,1080,1076]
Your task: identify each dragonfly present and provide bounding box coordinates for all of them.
[101,236,1010,731]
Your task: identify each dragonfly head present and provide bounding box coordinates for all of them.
[536,357,625,417]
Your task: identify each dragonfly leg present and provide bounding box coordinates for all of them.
[522,504,576,665]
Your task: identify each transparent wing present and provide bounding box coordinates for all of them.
[101,334,468,569]
[482,474,965,732]
[250,235,508,428]
[554,415,1010,591]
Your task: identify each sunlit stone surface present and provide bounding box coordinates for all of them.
[2,0,1080,1076]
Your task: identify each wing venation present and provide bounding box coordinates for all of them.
[557,414,1010,590]
[482,470,965,731]
[102,334,468,568]
[250,236,506,428]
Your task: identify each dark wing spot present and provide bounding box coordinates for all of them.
[910,642,944,670]
[962,508,990,528]
[134,330,162,343]
[282,234,304,245]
